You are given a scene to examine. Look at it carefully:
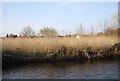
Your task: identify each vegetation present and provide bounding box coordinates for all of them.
[39,27,58,36]
[2,13,120,67]
[2,35,118,55]
[20,26,35,37]
[2,35,120,68]
[75,23,84,35]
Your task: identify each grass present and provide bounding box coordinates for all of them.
[2,35,118,56]
[2,35,120,67]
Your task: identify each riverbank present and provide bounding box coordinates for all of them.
[2,42,120,69]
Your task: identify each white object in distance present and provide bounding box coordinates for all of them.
[76,35,80,39]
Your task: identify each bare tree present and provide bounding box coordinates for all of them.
[90,25,94,35]
[103,13,118,36]
[112,13,118,29]
[75,23,84,35]
[20,26,35,37]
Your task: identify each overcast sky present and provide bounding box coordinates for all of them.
[1,2,118,36]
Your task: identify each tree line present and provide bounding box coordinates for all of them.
[6,24,119,38]
[20,26,58,37]
[6,13,119,37]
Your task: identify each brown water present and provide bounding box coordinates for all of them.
[2,59,118,79]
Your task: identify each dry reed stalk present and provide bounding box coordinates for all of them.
[2,35,118,55]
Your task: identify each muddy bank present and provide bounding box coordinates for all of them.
[2,43,120,69]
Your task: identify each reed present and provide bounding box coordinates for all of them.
[2,35,120,68]
[2,35,118,56]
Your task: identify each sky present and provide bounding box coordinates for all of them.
[1,2,118,36]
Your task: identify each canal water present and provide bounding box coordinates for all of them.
[2,59,118,79]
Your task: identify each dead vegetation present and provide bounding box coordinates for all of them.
[2,35,120,68]
[2,35,118,55]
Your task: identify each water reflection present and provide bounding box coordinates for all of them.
[3,59,118,79]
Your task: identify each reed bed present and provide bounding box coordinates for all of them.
[2,35,118,56]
